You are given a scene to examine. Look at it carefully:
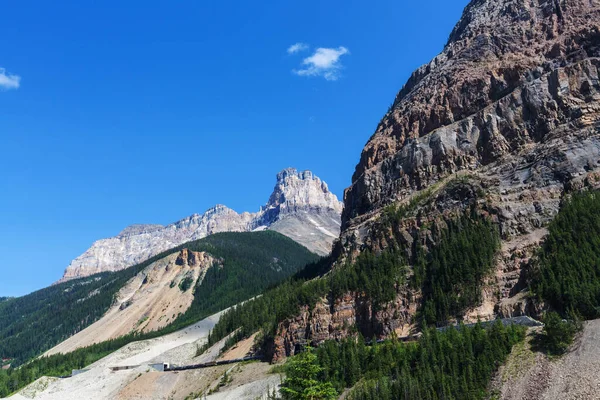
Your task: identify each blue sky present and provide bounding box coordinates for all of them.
[0,0,468,296]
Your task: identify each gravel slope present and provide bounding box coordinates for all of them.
[9,312,223,400]
[46,251,212,356]
[492,319,600,400]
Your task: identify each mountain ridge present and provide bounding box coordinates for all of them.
[60,168,342,282]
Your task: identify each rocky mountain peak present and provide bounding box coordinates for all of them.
[266,168,343,215]
[205,204,233,215]
[344,0,600,228]
[59,168,343,282]
[276,167,308,182]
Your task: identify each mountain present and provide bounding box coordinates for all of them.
[336,0,599,328]
[5,2,600,399]
[60,168,342,282]
[337,0,600,319]
[0,231,318,367]
[203,0,600,361]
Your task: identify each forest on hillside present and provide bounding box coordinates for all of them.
[278,321,525,400]
[209,192,600,398]
[0,231,317,396]
[0,231,317,369]
[205,211,500,352]
[533,190,600,318]
[0,261,155,365]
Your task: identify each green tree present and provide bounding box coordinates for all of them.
[280,347,337,400]
[542,312,577,355]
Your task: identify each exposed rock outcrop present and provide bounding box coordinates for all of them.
[345,1,600,227]
[271,0,600,359]
[60,168,343,282]
[46,249,217,355]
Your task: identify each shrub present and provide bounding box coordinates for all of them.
[178,277,194,292]
[541,311,578,355]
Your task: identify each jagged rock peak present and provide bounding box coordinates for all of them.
[276,167,316,183]
[267,168,343,213]
[59,168,343,281]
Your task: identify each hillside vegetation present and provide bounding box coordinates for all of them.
[533,190,600,319]
[210,192,600,398]
[0,261,156,365]
[0,231,317,396]
[419,216,500,326]
[279,321,525,400]
[206,211,500,351]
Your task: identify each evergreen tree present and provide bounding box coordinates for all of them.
[280,347,337,400]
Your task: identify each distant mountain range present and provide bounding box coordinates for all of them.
[60,168,343,282]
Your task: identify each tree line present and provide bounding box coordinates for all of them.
[0,231,317,396]
[277,321,525,400]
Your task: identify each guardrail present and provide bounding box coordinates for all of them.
[165,356,261,372]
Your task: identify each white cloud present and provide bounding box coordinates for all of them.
[293,46,349,81]
[0,68,20,90]
[287,42,309,54]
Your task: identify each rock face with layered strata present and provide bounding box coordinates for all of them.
[60,168,342,282]
[344,0,600,228]
[270,0,600,360]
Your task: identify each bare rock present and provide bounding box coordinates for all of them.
[59,168,343,282]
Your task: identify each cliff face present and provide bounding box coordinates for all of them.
[60,168,343,282]
[271,0,600,359]
[343,0,600,287]
[344,0,600,230]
